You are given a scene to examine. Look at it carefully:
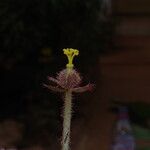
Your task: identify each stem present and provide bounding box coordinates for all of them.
[62,90,72,150]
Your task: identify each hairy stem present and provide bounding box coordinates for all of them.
[62,90,72,150]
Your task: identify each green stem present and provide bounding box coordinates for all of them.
[62,90,72,150]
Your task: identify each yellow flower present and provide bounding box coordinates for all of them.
[63,48,79,68]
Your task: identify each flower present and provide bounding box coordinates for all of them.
[44,69,94,93]
[63,48,79,68]
[43,48,94,93]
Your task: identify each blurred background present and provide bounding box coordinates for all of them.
[0,0,150,149]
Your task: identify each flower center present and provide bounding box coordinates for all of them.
[63,48,79,69]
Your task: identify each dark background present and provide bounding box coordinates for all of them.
[0,0,114,148]
[1,0,150,149]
